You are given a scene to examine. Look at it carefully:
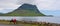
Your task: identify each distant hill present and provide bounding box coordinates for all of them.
[0,4,45,16]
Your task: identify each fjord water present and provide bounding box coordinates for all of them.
[0,16,60,24]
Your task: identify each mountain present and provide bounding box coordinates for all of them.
[1,4,45,16]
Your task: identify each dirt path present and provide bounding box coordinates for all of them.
[0,24,23,26]
[0,24,16,26]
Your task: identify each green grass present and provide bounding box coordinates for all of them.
[0,13,45,16]
[0,20,59,26]
[0,9,45,16]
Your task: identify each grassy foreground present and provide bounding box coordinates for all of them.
[0,20,60,26]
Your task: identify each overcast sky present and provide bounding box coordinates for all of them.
[0,0,60,16]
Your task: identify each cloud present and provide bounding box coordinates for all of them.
[0,0,60,13]
[0,0,60,11]
[17,0,35,5]
[0,0,21,13]
[0,3,20,13]
[35,0,60,11]
[0,0,17,4]
[17,0,60,11]
[0,0,20,10]
[0,9,13,13]
[0,2,20,9]
[0,8,4,11]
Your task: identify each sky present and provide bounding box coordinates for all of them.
[0,0,60,16]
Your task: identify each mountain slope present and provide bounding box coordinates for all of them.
[3,4,45,16]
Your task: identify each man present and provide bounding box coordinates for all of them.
[13,18,16,24]
[10,18,16,24]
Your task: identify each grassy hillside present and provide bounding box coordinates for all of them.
[0,4,45,16]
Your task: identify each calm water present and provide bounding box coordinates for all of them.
[0,16,60,24]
